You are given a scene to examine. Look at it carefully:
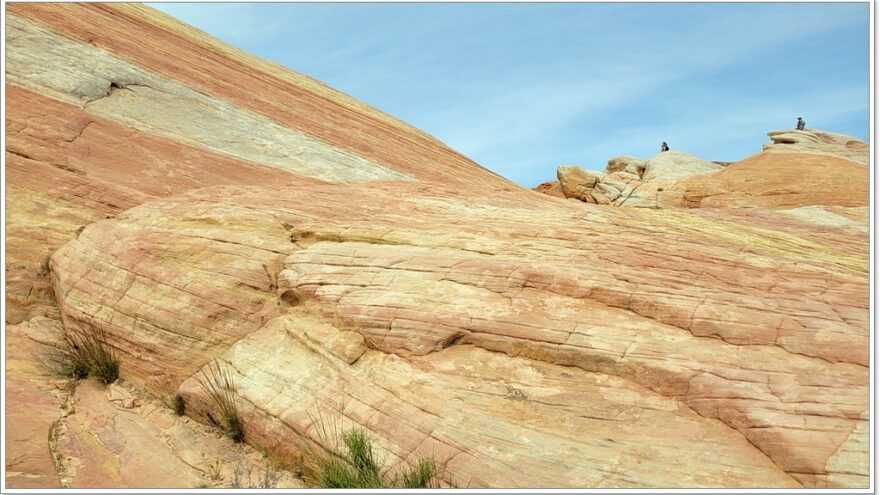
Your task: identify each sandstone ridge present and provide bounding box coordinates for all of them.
[541,130,868,211]
[5,4,869,490]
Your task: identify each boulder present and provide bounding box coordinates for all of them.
[605,156,646,177]
[595,181,622,201]
[641,150,724,183]
[557,165,602,201]
[531,181,565,198]
[764,129,868,165]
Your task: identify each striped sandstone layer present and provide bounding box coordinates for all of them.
[6,3,868,489]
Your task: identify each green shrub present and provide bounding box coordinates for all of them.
[197,358,244,443]
[311,428,439,489]
[40,326,118,384]
[39,344,88,380]
[157,374,185,416]
[171,393,186,416]
[395,457,438,489]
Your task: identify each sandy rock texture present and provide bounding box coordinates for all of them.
[679,152,869,209]
[4,5,512,324]
[542,132,868,211]
[48,183,868,488]
[531,181,565,198]
[5,318,299,489]
[641,151,723,183]
[554,154,700,208]
[764,129,869,165]
[5,3,869,490]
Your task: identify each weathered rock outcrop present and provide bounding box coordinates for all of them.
[544,131,868,211]
[5,3,869,490]
[679,151,869,209]
[48,183,868,488]
[605,155,646,176]
[554,151,714,208]
[531,180,565,198]
[764,129,869,165]
[5,4,514,325]
[641,150,724,183]
[5,317,301,489]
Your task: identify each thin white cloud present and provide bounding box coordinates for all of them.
[148,3,868,186]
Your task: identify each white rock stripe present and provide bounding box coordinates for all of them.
[6,13,411,184]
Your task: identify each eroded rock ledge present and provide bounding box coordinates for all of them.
[541,131,868,211]
[49,183,868,488]
[5,3,869,489]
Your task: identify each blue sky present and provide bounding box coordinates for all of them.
[150,2,869,187]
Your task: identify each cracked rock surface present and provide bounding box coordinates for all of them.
[540,130,867,212]
[49,182,867,488]
[5,3,869,489]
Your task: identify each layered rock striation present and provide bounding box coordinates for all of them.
[6,3,870,489]
[763,129,869,165]
[50,183,867,488]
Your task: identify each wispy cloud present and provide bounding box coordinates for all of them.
[149,3,869,187]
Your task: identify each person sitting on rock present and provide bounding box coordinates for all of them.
[796,117,806,130]
[660,142,669,152]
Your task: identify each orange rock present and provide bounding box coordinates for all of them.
[49,182,867,488]
[680,152,868,209]
[531,181,565,198]
[5,3,869,490]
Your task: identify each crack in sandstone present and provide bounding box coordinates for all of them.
[62,120,95,143]
[83,81,168,107]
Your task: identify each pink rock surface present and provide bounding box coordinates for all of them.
[5,3,869,489]
[49,182,868,488]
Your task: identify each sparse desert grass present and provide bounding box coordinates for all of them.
[156,373,187,416]
[205,459,223,482]
[231,456,283,489]
[171,393,186,416]
[40,326,118,384]
[307,427,439,488]
[197,358,244,443]
[395,456,439,489]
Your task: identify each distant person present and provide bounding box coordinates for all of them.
[796,117,806,130]
[660,142,669,152]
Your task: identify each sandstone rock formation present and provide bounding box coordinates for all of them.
[5,3,869,490]
[554,152,710,208]
[6,317,301,489]
[605,155,646,176]
[48,183,868,488]
[557,165,602,200]
[764,129,869,165]
[543,131,868,211]
[531,180,565,198]
[4,4,513,325]
[679,151,869,209]
[641,150,724,183]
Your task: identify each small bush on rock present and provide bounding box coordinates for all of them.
[197,358,244,443]
[310,428,439,488]
[171,393,186,416]
[40,326,118,384]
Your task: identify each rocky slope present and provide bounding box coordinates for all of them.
[544,130,868,211]
[5,4,869,489]
[764,128,869,165]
